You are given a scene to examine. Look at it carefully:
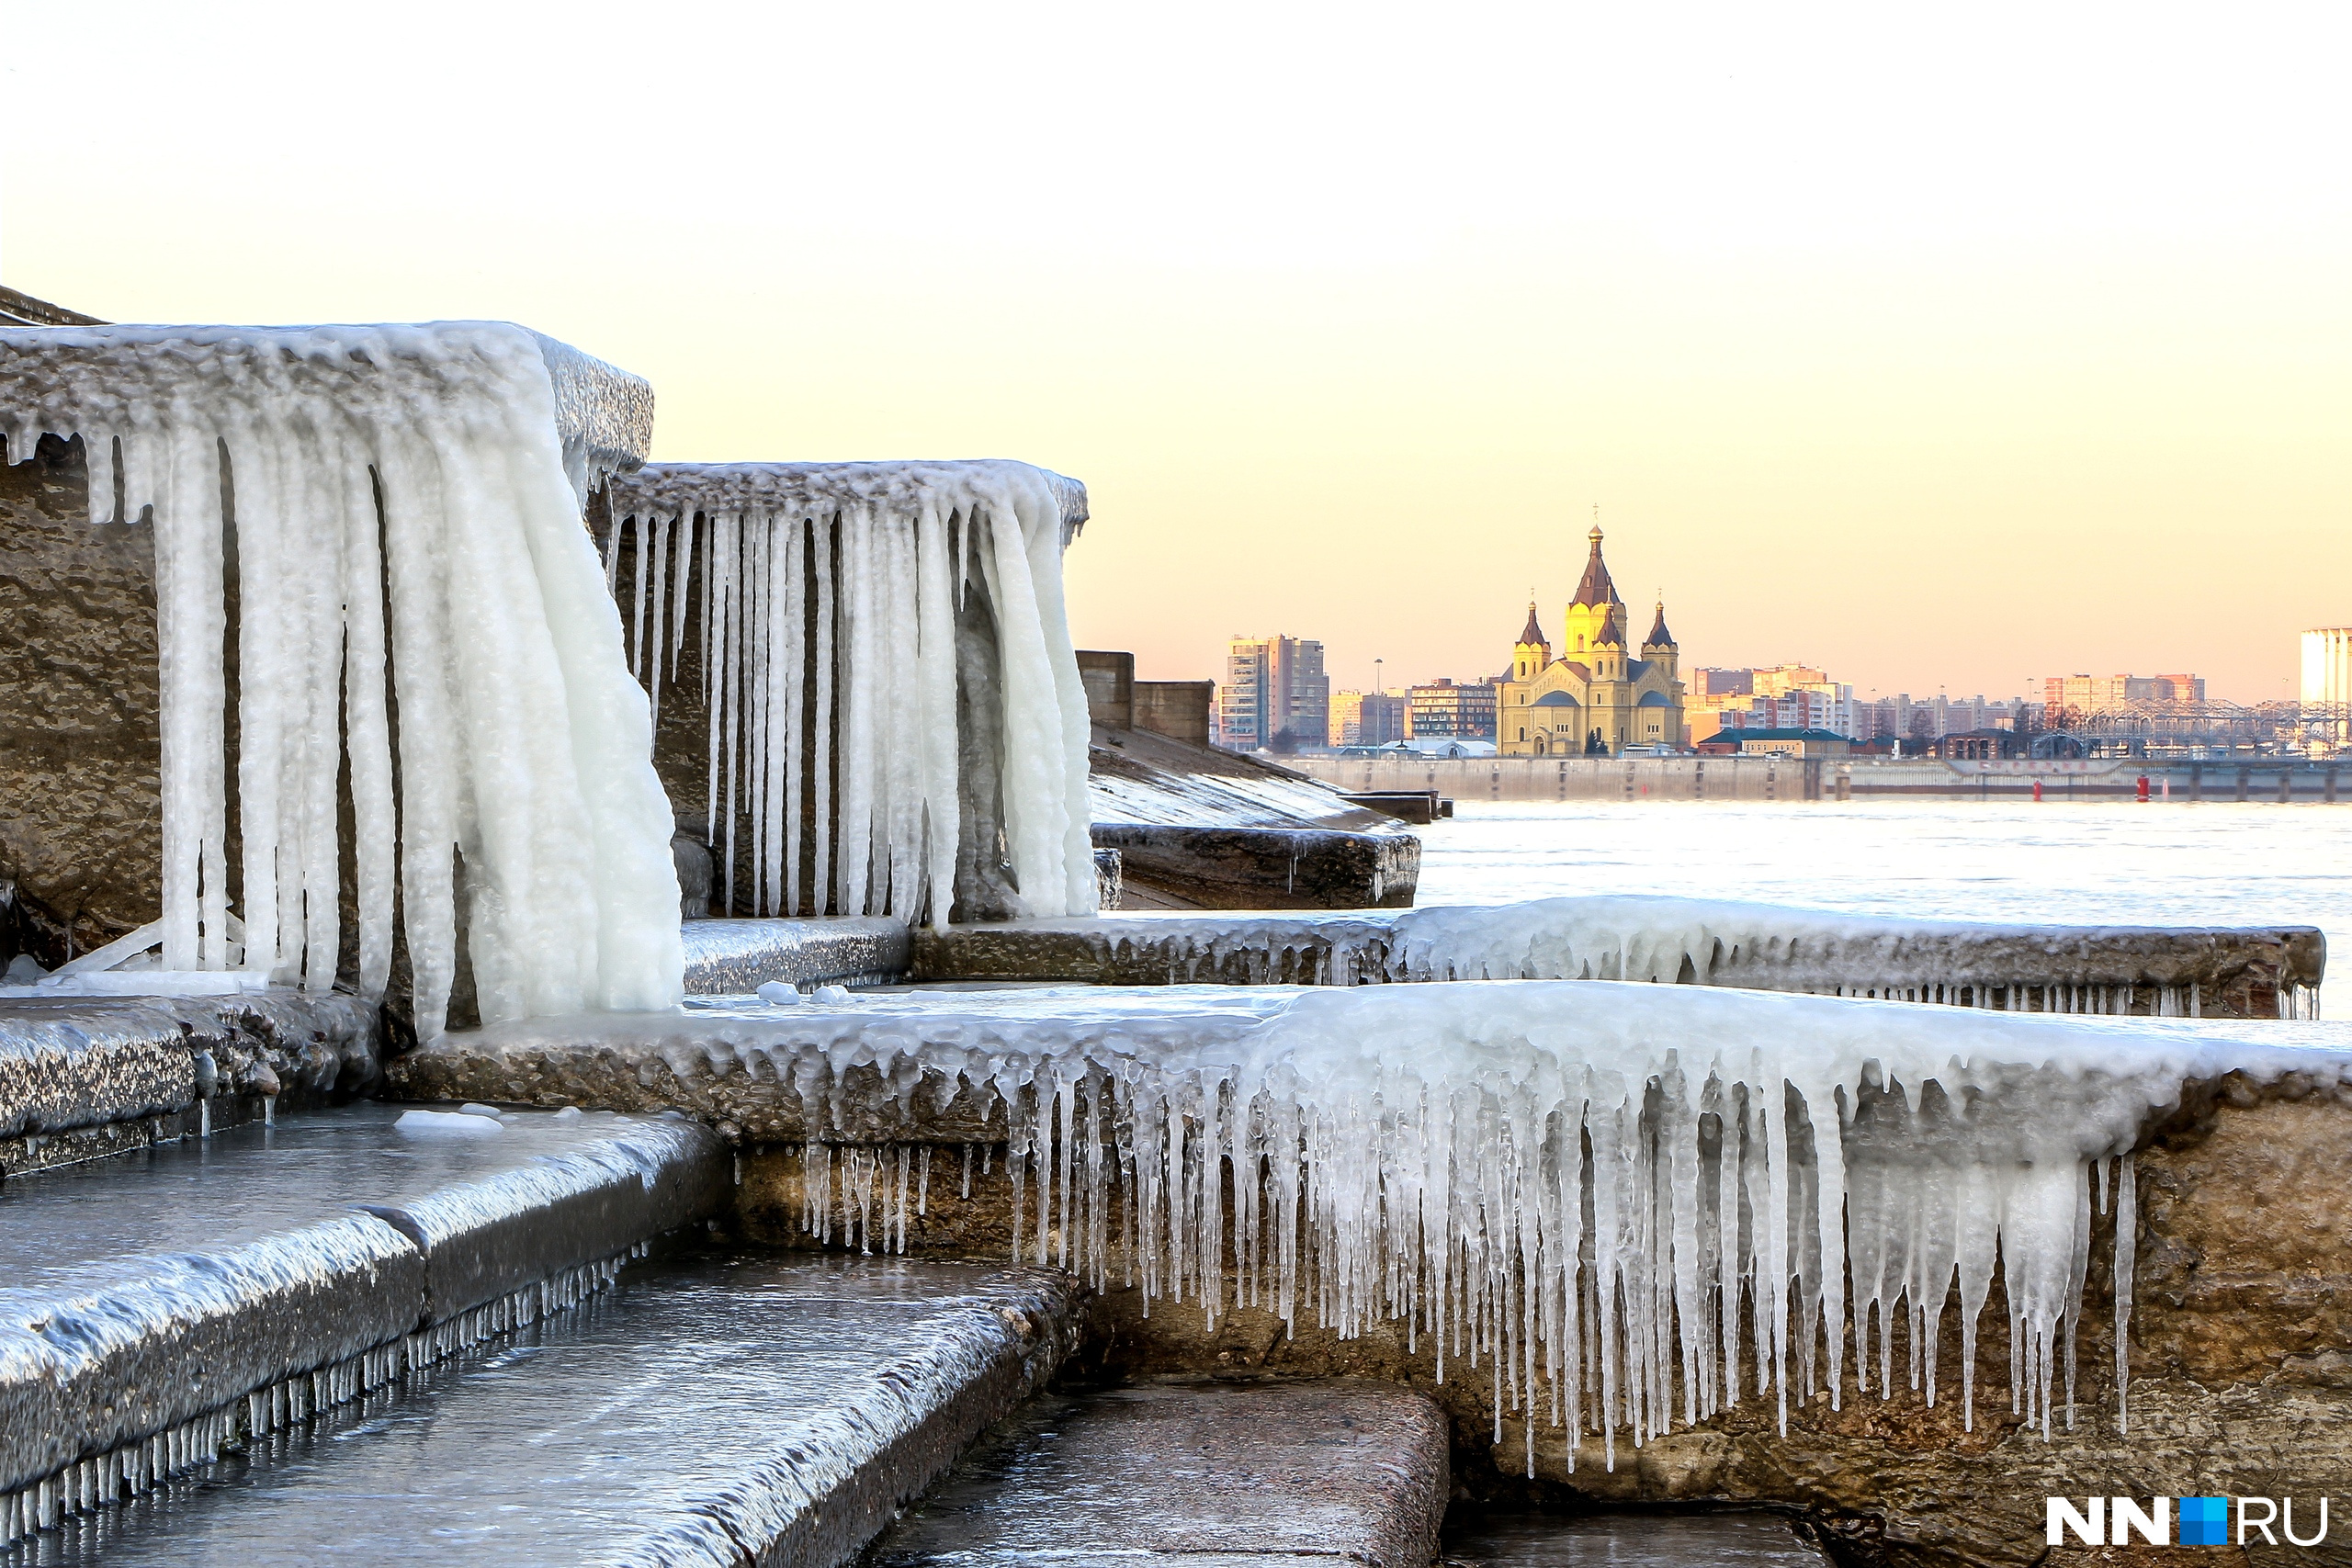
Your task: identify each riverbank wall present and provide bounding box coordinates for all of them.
[1293,754,2352,804]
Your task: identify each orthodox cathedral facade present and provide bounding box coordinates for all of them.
[1498,525,1686,755]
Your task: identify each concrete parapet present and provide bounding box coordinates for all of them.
[1092,824,1419,911]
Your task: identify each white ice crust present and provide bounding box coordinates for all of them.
[0,322,683,1038]
[603,460,1097,926]
[471,985,2352,1471]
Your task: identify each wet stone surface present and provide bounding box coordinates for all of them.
[0,1102,724,1496]
[867,1378,1450,1568]
[6,1254,1080,1567]
[1441,1512,1827,1567]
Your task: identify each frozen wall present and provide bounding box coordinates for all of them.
[0,322,684,1038]
[601,461,1097,926]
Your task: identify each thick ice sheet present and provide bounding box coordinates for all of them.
[14,1256,1076,1567]
[0,322,683,1038]
[603,460,1097,926]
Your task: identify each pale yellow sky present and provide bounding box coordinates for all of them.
[7,2,2346,701]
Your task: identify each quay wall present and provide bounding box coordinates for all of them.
[1293,753,2352,804]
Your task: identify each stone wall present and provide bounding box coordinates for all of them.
[0,435,162,967]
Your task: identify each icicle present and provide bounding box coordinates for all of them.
[602,461,1097,926]
[0,323,680,1038]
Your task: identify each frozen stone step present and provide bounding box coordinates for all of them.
[17,1255,1080,1567]
[908,902,2325,1018]
[868,1379,1450,1568]
[1442,1513,1828,1567]
[1,1102,725,1530]
[682,917,912,995]
[0,992,381,1178]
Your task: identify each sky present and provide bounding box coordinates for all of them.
[6,3,2347,703]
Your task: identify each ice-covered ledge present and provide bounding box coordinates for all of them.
[910,897,2325,1018]
[680,917,911,994]
[606,459,1089,538]
[389,980,2352,1481]
[0,322,651,500]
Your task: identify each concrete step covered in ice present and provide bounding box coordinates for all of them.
[1442,1512,1828,1567]
[682,917,910,995]
[868,1379,1448,1567]
[12,1255,1080,1567]
[0,993,381,1178]
[1,1102,725,1539]
[911,897,2325,1019]
[388,987,1294,1141]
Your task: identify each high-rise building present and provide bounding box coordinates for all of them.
[2303,630,2352,745]
[1218,635,1330,751]
[1689,663,1844,742]
[1331,689,1408,747]
[1853,693,2034,743]
[2302,631,2352,705]
[1407,677,1498,741]
[2043,673,2205,728]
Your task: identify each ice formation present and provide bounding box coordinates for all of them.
[973,897,2323,1017]
[601,461,1097,925]
[0,323,684,1037]
[482,985,2352,1469]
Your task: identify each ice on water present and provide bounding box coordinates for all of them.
[603,460,1098,926]
[0,322,684,1038]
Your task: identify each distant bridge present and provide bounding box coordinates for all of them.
[2031,700,2352,759]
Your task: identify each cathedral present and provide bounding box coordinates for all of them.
[1498,525,1687,755]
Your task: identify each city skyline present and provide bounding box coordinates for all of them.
[7,6,2346,702]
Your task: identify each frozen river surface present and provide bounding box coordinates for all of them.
[1415,800,2352,1006]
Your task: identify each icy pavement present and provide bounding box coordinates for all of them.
[0,992,380,1175]
[1,1103,723,1534]
[7,1255,1078,1567]
[868,1379,1447,1568]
